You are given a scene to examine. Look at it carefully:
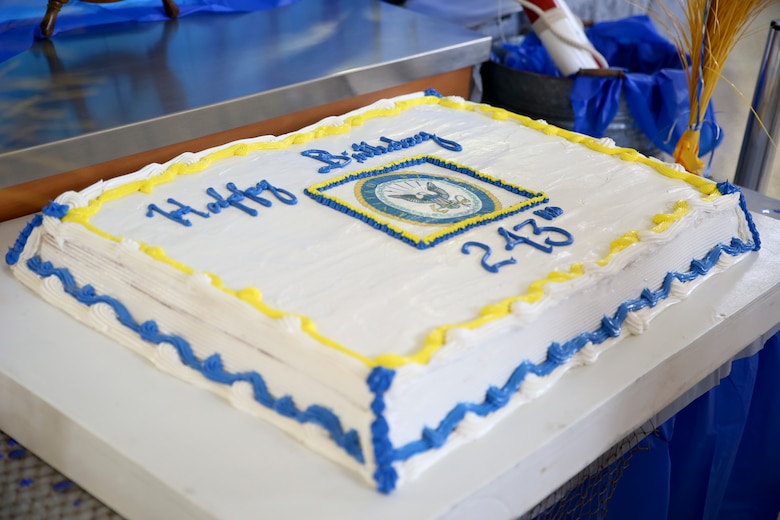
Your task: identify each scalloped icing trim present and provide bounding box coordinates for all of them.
[49,93,732,369]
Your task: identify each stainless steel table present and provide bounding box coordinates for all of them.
[0,0,490,188]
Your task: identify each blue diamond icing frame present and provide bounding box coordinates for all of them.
[304,155,548,249]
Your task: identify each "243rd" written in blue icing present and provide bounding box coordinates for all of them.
[462,216,573,273]
[146,180,297,227]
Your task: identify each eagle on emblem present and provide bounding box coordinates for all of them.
[388,181,470,213]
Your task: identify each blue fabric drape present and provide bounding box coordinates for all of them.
[0,0,297,64]
[554,332,780,520]
[496,15,723,158]
[715,333,780,520]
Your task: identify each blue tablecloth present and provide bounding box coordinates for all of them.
[549,332,780,520]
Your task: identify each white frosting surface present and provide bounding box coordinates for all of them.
[84,95,716,361]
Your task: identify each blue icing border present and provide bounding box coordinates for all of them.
[717,181,761,251]
[22,256,364,465]
[304,155,547,250]
[5,214,42,266]
[5,202,70,266]
[367,367,398,494]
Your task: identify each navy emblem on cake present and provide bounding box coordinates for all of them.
[304,155,547,249]
[355,172,501,225]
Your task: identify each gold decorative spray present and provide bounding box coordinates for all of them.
[654,0,776,174]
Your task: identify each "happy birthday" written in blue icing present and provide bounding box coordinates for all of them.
[301,132,462,174]
[147,180,297,227]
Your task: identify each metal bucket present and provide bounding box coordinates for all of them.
[480,60,660,157]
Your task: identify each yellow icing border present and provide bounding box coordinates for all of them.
[61,94,722,369]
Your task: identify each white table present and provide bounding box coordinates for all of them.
[2,213,780,520]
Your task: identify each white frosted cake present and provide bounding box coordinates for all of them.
[5,90,760,493]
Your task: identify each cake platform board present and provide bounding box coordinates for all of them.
[2,212,780,520]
